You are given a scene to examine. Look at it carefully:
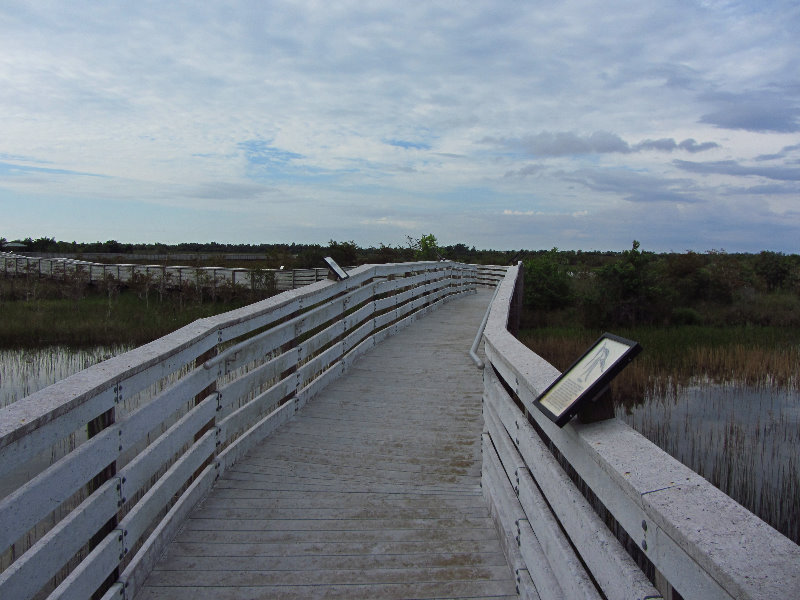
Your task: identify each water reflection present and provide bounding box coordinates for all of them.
[1,346,131,408]
[616,381,800,545]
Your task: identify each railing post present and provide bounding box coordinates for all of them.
[507,262,524,336]
[86,392,118,599]
[193,339,219,479]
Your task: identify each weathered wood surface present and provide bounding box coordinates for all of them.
[482,264,800,600]
[136,289,517,600]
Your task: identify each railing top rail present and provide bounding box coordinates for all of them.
[0,258,479,600]
[0,260,475,450]
[482,265,800,600]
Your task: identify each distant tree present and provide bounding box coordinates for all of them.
[583,240,663,327]
[660,251,710,305]
[523,248,572,311]
[26,236,58,252]
[406,233,439,260]
[294,244,325,269]
[754,251,791,291]
[103,240,123,253]
[441,243,472,262]
[327,240,359,266]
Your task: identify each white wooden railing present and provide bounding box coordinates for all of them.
[480,263,800,600]
[473,263,508,287]
[0,251,329,292]
[1,252,506,293]
[0,261,477,600]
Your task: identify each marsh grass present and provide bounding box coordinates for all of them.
[0,278,254,348]
[517,325,800,400]
[517,325,800,544]
[618,382,800,544]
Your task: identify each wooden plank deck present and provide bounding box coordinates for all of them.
[136,289,518,600]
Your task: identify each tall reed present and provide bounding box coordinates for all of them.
[0,279,254,348]
[517,325,800,545]
[517,325,800,402]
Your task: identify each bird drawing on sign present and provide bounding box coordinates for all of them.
[578,342,610,384]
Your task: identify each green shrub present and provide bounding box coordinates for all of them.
[670,307,704,326]
[523,248,573,312]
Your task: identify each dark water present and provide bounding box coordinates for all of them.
[616,381,800,545]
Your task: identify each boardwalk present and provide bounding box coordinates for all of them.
[136,289,518,599]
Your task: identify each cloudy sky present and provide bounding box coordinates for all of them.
[1,1,798,252]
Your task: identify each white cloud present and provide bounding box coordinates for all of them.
[0,0,798,251]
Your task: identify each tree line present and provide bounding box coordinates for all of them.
[1,235,516,269]
[522,242,800,328]
[5,235,799,328]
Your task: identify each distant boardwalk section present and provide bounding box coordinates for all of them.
[1,251,507,293]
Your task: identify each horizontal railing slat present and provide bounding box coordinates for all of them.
[343,301,375,332]
[117,464,216,598]
[0,260,479,600]
[297,342,344,388]
[0,430,118,552]
[0,324,216,451]
[481,262,800,600]
[296,362,346,410]
[517,470,601,600]
[216,350,296,417]
[120,431,216,548]
[299,319,346,360]
[481,434,538,596]
[295,295,346,337]
[342,319,377,355]
[118,365,217,453]
[516,520,565,600]
[216,394,297,472]
[0,479,119,600]
[0,388,115,483]
[120,395,218,497]
[484,369,658,600]
[49,525,124,600]
[217,376,294,445]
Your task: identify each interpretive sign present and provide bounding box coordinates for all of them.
[323,256,349,280]
[534,333,641,427]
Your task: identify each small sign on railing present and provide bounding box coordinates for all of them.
[323,257,349,280]
[534,333,641,427]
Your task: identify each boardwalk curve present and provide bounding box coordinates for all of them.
[136,289,518,599]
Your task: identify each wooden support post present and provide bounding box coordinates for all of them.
[86,402,118,599]
[194,346,218,437]
[193,345,219,480]
[508,263,524,336]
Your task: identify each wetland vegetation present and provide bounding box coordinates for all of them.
[0,276,255,348]
[518,243,800,544]
[2,237,798,543]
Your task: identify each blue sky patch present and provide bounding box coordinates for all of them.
[238,140,304,166]
[384,139,432,151]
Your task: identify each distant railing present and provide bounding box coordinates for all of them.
[472,263,508,287]
[21,252,278,261]
[0,261,477,600]
[480,264,800,599]
[1,252,508,293]
[0,252,332,293]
